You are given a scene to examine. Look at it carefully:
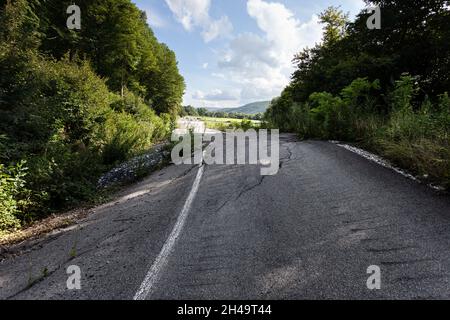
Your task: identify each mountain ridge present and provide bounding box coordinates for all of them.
[206,101,270,115]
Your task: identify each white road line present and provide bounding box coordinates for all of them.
[332,141,445,191]
[134,164,205,300]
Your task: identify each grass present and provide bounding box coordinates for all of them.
[199,117,262,131]
[372,137,450,189]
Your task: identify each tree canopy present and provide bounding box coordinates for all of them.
[288,1,450,103]
[0,0,184,233]
[8,0,185,115]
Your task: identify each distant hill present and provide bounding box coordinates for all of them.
[207,101,270,115]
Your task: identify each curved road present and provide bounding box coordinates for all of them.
[1,134,450,300]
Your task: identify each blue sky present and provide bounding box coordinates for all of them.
[133,0,366,108]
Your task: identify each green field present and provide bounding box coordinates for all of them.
[199,117,261,131]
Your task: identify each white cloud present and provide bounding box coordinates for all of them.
[217,0,323,101]
[193,89,239,101]
[202,16,233,42]
[178,0,367,107]
[247,0,322,64]
[202,62,209,69]
[165,0,233,42]
[212,72,225,79]
[165,0,209,30]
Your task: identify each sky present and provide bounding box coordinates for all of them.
[133,0,367,109]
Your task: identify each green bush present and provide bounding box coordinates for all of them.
[103,91,172,165]
[0,161,29,233]
[267,78,383,141]
[232,119,259,131]
[0,0,181,235]
[379,78,449,187]
[308,92,343,139]
[103,112,151,164]
[0,49,173,233]
[266,73,450,188]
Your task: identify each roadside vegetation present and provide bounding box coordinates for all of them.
[0,0,185,235]
[200,117,262,131]
[265,1,450,189]
[181,105,264,121]
[180,107,263,131]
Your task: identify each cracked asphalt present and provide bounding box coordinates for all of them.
[1,134,450,300]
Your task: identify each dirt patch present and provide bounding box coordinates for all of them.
[0,207,91,251]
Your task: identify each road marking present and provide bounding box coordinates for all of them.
[333,142,417,181]
[332,141,445,191]
[134,164,205,300]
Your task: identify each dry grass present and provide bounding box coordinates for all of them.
[376,138,450,189]
[0,206,91,248]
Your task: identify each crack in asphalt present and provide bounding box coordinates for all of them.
[236,176,267,201]
[279,143,295,169]
[215,141,295,214]
[366,246,417,253]
[214,175,267,215]
[380,258,436,266]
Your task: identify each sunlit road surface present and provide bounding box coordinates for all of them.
[1,134,450,300]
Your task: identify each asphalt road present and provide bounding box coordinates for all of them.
[1,134,450,300]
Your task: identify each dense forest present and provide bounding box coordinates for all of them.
[0,0,185,233]
[265,0,450,189]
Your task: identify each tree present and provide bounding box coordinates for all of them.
[0,0,183,231]
[319,6,349,46]
[0,0,40,50]
[33,0,185,113]
[182,106,199,117]
[197,108,209,117]
[143,44,185,116]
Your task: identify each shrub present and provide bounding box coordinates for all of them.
[389,74,418,113]
[0,48,174,232]
[308,92,344,139]
[265,73,450,188]
[378,80,450,187]
[232,119,258,131]
[0,161,29,233]
[102,92,172,165]
[103,112,151,164]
